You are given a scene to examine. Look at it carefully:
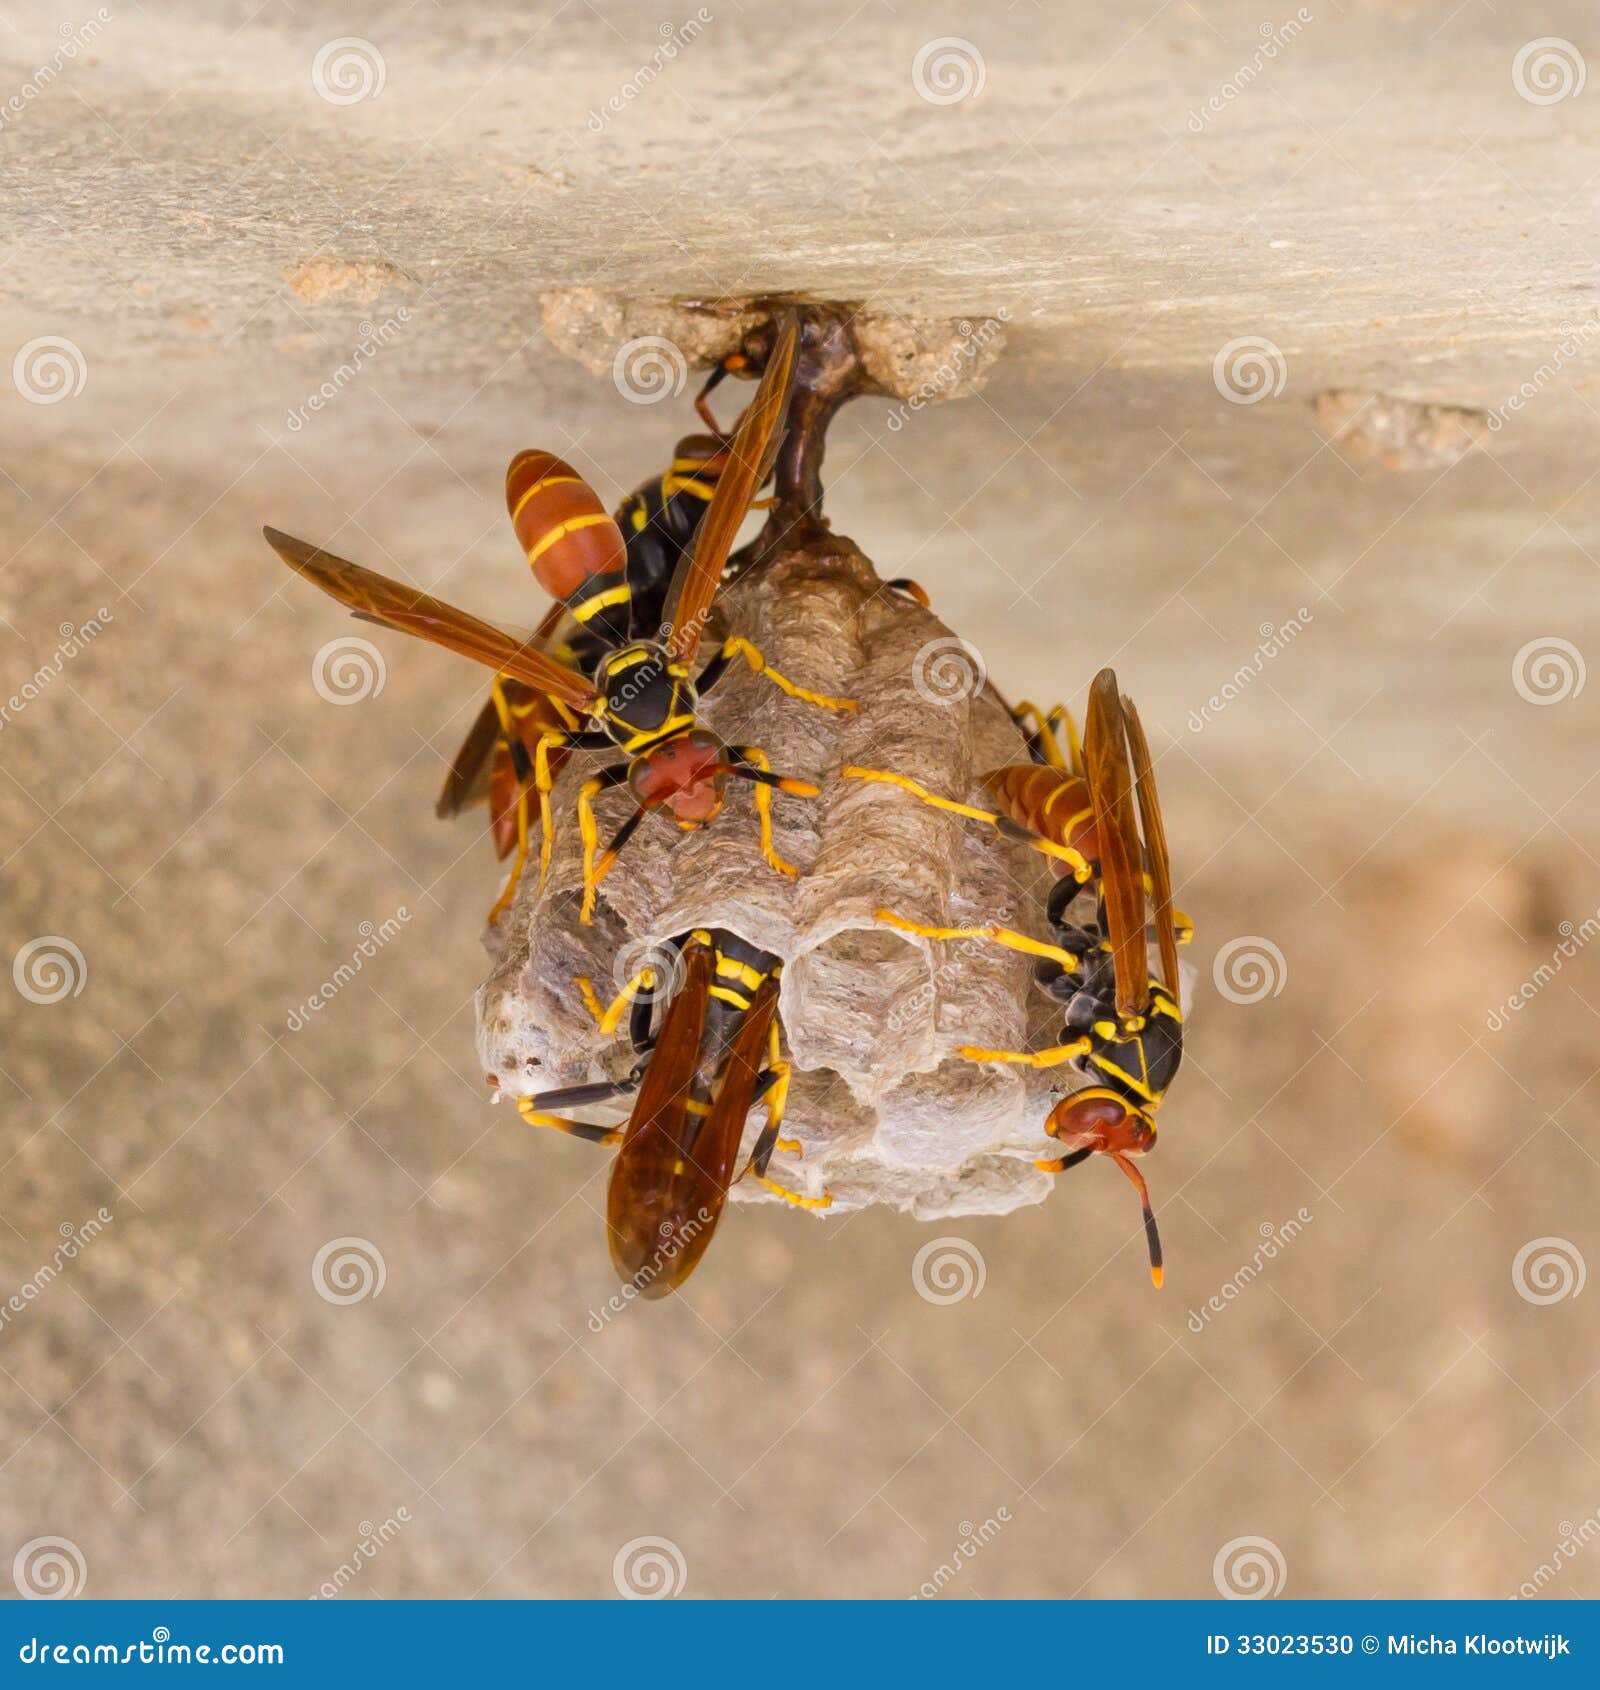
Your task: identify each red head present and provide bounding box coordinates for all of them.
[1041,1088,1164,1287]
[628,729,729,826]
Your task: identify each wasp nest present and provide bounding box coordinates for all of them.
[477,298,1074,1220]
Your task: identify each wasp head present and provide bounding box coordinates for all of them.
[628,728,729,826]
[1045,1088,1157,1159]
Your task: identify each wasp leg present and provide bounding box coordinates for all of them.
[872,908,1081,974]
[516,1088,627,1147]
[1172,907,1195,948]
[487,781,534,929]
[527,725,612,903]
[1036,1145,1096,1174]
[1010,700,1079,773]
[578,963,665,1042]
[763,1020,800,1159]
[577,764,630,926]
[957,1039,1092,1068]
[737,1043,827,1206]
[698,636,857,714]
[841,766,1090,879]
[726,746,814,878]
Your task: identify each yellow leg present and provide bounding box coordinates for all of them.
[759,1176,833,1210]
[841,766,1089,877]
[516,1097,623,1146]
[575,975,606,1028]
[873,908,1081,974]
[958,1039,1092,1068]
[739,745,799,878]
[723,637,857,713]
[764,1023,800,1155]
[597,967,657,1039]
[533,731,566,896]
[577,775,604,926]
[487,786,532,928]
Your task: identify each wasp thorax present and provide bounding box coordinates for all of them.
[599,641,695,743]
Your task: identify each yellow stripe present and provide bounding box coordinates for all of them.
[709,985,752,1010]
[607,647,652,672]
[716,958,766,991]
[571,583,632,622]
[523,511,613,569]
[510,474,585,524]
[662,474,717,501]
[620,714,694,753]
[1091,1055,1156,1102]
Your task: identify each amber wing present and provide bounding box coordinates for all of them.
[263,527,596,709]
[1120,693,1181,997]
[659,317,799,664]
[1084,668,1146,1019]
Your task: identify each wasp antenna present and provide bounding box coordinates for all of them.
[1110,1152,1163,1288]
[721,763,818,798]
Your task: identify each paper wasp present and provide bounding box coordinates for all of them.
[265,316,856,927]
[844,669,1189,1287]
[435,424,748,925]
[518,929,827,1297]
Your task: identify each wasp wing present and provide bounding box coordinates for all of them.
[606,942,715,1297]
[263,527,597,709]
[1120,692,1181,998]
[436,602,573,819]
[1084,667,1146,1019]
[660,317,798,665]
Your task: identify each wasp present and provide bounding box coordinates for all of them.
[435,426,744,926]
[265,318,856,926]
[843,668,1189,1287]
[518,929,828,1297]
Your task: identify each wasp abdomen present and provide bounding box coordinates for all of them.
[983,765,1099,859]
[505,450,628,603]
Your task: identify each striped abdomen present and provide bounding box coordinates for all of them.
[982,764,1099,860]
[505,452,630,642]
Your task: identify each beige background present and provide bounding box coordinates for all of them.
[2,0,1599,1600]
